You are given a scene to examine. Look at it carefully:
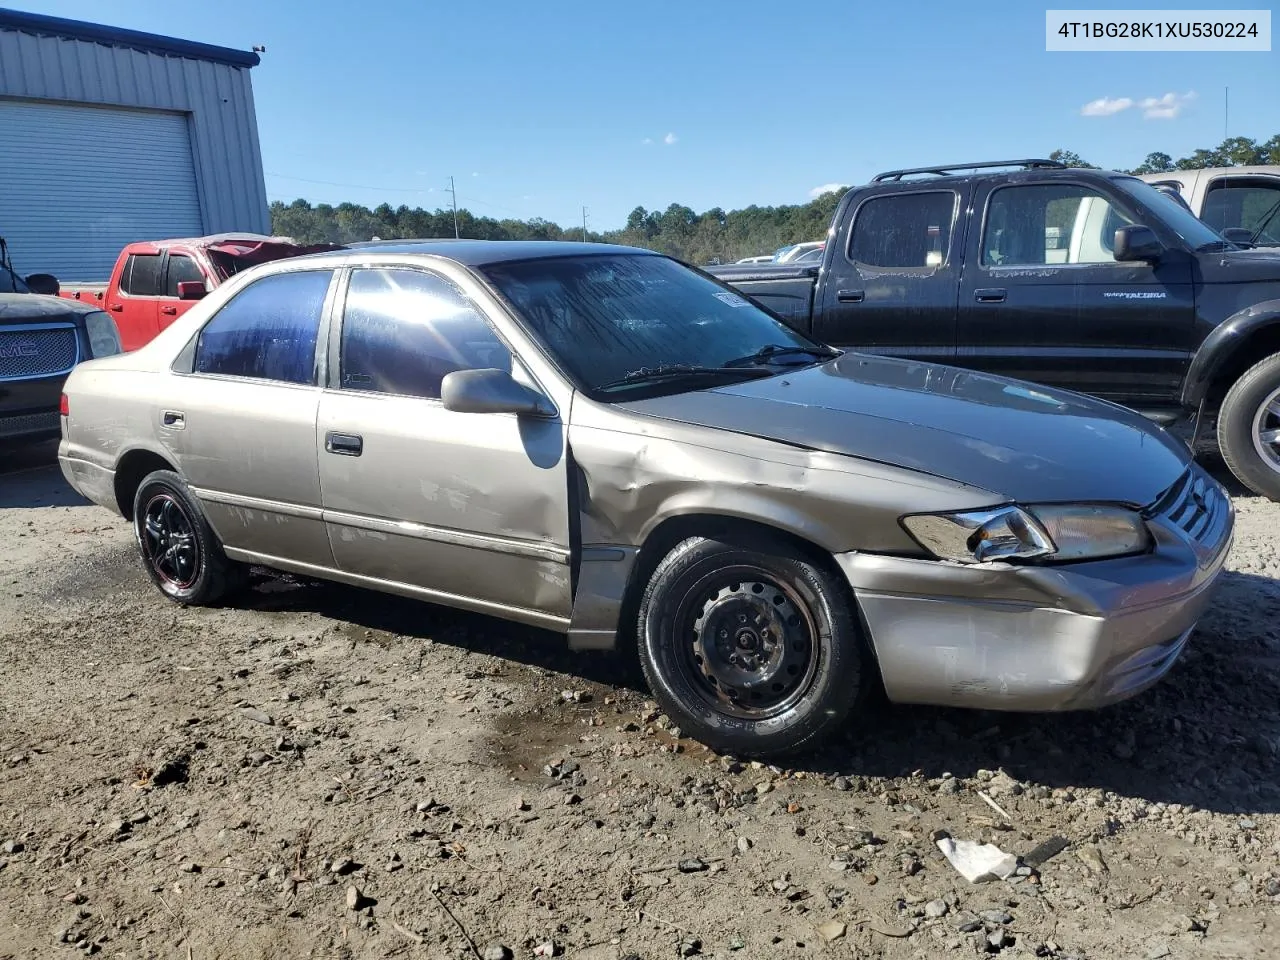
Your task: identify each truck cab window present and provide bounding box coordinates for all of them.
[165,254,204,296]
[122,254,162,296]
[849,192,955,268]
[983,185,1134,266]
[1201,179,1280,246]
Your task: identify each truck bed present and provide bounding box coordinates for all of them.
[707,263,817,331]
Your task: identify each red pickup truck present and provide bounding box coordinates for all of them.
[60,234,342,351]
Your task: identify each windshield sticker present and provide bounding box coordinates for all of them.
[713,291,751,308]
[1103,291,1168,300]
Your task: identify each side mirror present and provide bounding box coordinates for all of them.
[1113,225,1164,263]
[440,368,555,417]
[24,273,60,295]
[177,280,207,301]
[1221,227,1254,248]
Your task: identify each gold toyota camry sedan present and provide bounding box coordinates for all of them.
[58,242,1233,757]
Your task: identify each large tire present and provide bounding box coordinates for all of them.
[132,469,246,605]
[636,535,870,759]
[1217,352,1280,501]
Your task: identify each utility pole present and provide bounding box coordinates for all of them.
[447,176,459,239]
[1224,87,1229,142]
[582,206,589,242]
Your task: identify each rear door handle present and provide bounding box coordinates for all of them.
[162,410,185,429]
[974,288,1007,303]
[325,432,363,457]
[160,305,177,316]
[109,304,123,312]
[836,289,865,303]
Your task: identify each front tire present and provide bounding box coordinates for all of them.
[636,535,870,759]
[1217,352,1280,501]
[132,469,245,605]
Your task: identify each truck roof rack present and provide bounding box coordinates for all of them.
[871,159,1067,182]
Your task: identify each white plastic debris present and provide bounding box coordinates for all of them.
[936,837,1018,883]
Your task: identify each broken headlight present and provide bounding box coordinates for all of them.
[901,504,1151,564]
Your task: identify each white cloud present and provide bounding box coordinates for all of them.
[1140,91,1196,119]
[663,132,678,146]
[641,137,653,145]
[1080,96,1133,117]
[471,171,478,177]
[1080,91,1196,120]
[808,183,848,199]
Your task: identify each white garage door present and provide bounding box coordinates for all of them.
[0,99,204,283]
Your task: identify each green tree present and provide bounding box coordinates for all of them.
[1049,149,1098,169]
[1130,152,1175,175]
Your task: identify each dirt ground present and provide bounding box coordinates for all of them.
[0,440,1277,960]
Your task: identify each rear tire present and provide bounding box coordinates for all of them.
[1217,352,1280,501]
[636,535,870,759]
[132,469,246,605]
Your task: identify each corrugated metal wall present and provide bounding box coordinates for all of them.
[0,27,269,237]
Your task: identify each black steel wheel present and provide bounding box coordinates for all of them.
[637,535,871,758]
[132,469,245,605]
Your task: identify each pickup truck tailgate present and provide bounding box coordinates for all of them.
[707,264,817,331]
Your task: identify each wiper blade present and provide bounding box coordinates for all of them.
[1250,197,1280,244]
[595,363,771,392]
[723,343,841,367]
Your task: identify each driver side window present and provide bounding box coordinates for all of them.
[983,184,1135,266]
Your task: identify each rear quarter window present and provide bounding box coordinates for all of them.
[848,192,956,268]
[122,254,162,296]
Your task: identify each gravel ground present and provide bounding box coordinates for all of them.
[0,442,1277,960]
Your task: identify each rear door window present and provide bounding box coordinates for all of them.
[164,254,205,296]
[193,270,332,384]
[122,254,162,296]
[848,192,956,268]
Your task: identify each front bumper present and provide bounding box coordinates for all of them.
[838,466,1233,712]
[0,409,60,441]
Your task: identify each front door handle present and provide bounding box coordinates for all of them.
[836,289,865,303]
[160,305,177,316]
[974,288,1007,303]
[109,303,124,312]
[162,410,185,429]
[325,432,363,457]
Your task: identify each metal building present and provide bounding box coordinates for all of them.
[0,7,269,282]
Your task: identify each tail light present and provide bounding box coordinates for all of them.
[59,393,70,417]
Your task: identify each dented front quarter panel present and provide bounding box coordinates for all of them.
[563,392,1002,650]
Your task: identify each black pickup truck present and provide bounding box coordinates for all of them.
[709,158,1280,501]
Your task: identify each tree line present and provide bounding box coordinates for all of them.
[270,134,1280,265]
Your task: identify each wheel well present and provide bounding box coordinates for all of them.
[613,514,838,656]
[112,450,176,520]
[1205,325,1280,413]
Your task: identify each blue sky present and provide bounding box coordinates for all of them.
[27,0,1280,229]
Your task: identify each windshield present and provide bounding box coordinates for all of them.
[481,254,829,396]
[1112,177,1229,251]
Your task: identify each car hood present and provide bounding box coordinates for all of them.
[619,354,1191,507]
[1198,246,1280,283]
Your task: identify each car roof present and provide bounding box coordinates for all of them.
[1138,165,1280,180]
[293,240,659,268]
[0,293,102,320]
